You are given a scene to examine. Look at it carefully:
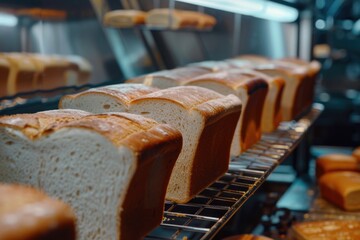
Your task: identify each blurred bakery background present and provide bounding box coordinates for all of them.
[0,0,359,239]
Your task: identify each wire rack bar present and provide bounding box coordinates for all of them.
[146,104,323,240]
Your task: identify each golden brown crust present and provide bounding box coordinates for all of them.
[186,69,269,94]
[16,8,67,20]
[146,8,199,28]
[59,84,158,108]
[144,67,211,86]
[319,171,360,211]
[316,154,360,178]
[131,86,224,110]
[353,147,360,161]
[223,234,274,240]
[0,109,89,140]
[291,220,360,240]
[0,184,76,240]
[103,10,147,27]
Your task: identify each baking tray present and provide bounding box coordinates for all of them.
[146,103,324,240]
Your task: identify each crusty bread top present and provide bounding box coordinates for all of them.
[0,109,90,139]
[0,184,75,239]
[319,171,360,195]
[1,53,37,71]
[57,112,182,151]
[0,110,182,158]
[103,10,147,25]
[144,67,210,84]
[132,86,224,108]
[16,8,67,20]
[60,84,158,108]
[235,54,271,64]
[27,54,70,68]
[278,58,321,76]
[186,69,269,94]
[146,8,198,26]
[254,62,308,78]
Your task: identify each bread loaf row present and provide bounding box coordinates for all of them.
[103,8,216,29]
[0,53,91,98]
[0,55,320,239]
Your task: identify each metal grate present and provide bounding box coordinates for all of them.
[146,104,324,240]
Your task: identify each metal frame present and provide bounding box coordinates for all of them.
[146,104,324,240]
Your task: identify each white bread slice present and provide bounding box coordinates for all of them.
[0,57,10,97]
[0,184,76,240]
[141,67,211,89]
[61,55,92,86]
[103,10,147,28]
[59,84,158,113]
[0,53,38,96]
[0,110,182,240]
[185,69,268,155]
[59,85,242,203]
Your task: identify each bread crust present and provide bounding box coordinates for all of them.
[0,184,76,240]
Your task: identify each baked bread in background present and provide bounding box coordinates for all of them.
[140,67,211,88]
[60,84,242,203]
[0,184,76,240]
[353,146,360,161]
[0,53,38,96]
[290,220,360,239]
[0,53,92,97]
[319,171,360,211]
[103,10,147,28]
[0,110,182,240]
[185,69,268,154]
[223,234,273,240]
[316,153,360,178]
[0,57,10,98]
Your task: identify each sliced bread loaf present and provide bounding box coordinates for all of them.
[0,110,182,240]
[185,69,269,155]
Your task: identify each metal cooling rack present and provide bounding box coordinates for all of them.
[146,103,324,240]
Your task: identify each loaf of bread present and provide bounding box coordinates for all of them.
[0,109,182,239]
[140,67,211,88]
[0,57,10,98]
[60,84,242,203]
[316,154,360,178]
[319,171,360,211]
[0,184,76,240]
[146,8,198,29]
[182,11,216,29]
[223,234,273,240]
[63,55,92,86]
[1,53,38,96]
[290,220,360,239]
[185,69,268,154]
[17,8,67,21]
[103,10,147,28]
[252,63,308,121]
[60,84,158,113]
[353,146,360,161]
[26,54,71,90]
[274,59,320,117]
